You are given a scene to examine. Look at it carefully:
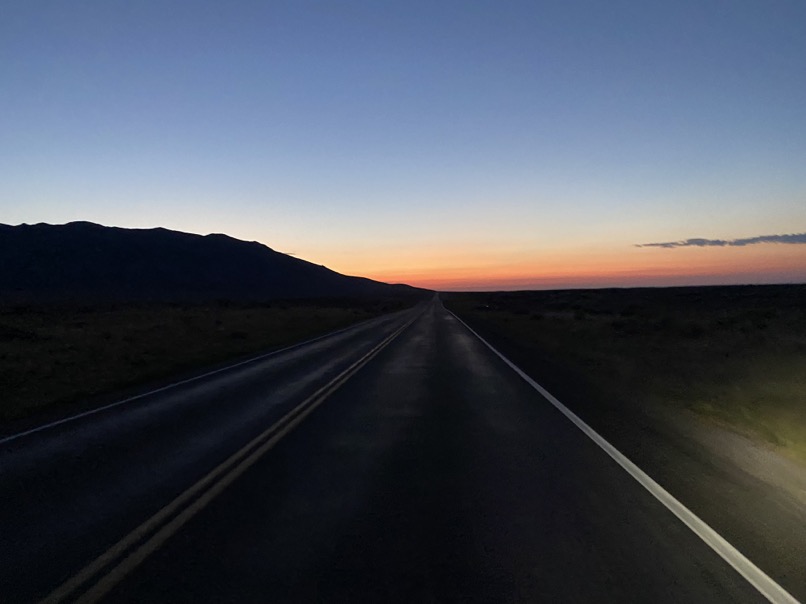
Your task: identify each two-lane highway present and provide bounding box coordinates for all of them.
[0,297,794,602]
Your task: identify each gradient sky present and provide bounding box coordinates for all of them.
[2,1,805,290]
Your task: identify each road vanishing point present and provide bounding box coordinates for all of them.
[0,297,799,603]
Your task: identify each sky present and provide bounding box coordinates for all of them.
[2,0,805,290]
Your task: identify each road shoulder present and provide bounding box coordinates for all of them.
[450,309,806,601]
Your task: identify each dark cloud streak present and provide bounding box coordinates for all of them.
[636,233,806,249]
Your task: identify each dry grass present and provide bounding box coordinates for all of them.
[446,285,806,462]
[0,298,410,422]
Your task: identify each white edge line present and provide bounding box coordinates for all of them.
[447,309,800,604]
[0,311,403,446]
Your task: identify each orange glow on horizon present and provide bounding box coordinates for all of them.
[344,244,806,291]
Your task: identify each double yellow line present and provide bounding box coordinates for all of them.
[42,314,417,604]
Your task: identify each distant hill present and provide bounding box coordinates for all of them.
[0,222,427,303]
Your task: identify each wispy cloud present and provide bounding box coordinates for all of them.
[636,233,806,249]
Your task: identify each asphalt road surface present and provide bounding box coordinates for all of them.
[0,297,793,602]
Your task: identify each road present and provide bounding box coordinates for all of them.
[0,297,793,602]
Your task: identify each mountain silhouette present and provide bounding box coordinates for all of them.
[0,222,427,303]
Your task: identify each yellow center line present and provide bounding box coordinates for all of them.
[41,312,419,604]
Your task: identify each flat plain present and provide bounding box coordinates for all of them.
[0,297,412,423]
[445,284,806,463]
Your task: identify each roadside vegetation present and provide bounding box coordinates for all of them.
[445,285,806,463]
[0,298,412,422]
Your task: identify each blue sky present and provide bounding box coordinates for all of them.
[2,1,805,288]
